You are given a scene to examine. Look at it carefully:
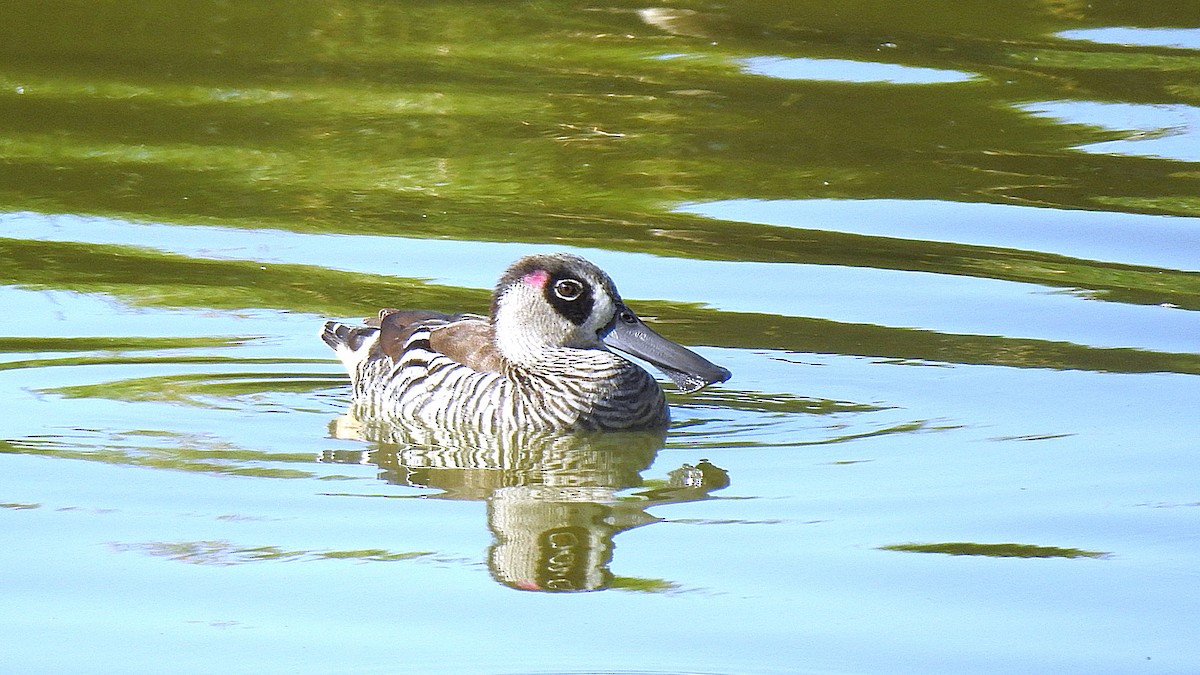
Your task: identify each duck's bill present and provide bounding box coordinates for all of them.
[602,308,731,393]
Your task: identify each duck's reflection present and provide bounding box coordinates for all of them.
[324,415,729,592]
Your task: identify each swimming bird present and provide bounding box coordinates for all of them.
[320,252,730,432]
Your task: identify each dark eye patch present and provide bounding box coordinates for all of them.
[545,273,593,325]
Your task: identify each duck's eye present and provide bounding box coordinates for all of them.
[618,309,638,324]
[554,278,584,301]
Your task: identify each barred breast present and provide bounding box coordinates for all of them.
[350,325,668,432]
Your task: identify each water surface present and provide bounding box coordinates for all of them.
[2,2,1199,674]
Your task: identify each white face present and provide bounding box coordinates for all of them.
[492,255,622,362]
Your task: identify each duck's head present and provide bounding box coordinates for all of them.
[491,252,731,392]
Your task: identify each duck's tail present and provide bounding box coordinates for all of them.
[320,321,380,376]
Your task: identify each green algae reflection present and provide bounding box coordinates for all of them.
[2,433,316,479]
[6,236,1200,377]
[881,542,1110,559]
[109,540,434,566]
[3,0,1200,313]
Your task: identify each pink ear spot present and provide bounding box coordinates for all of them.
[522,269,551,287]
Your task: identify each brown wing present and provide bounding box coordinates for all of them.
[374,309,502,372]
[429,320,504,372]
[374,309,456,360]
